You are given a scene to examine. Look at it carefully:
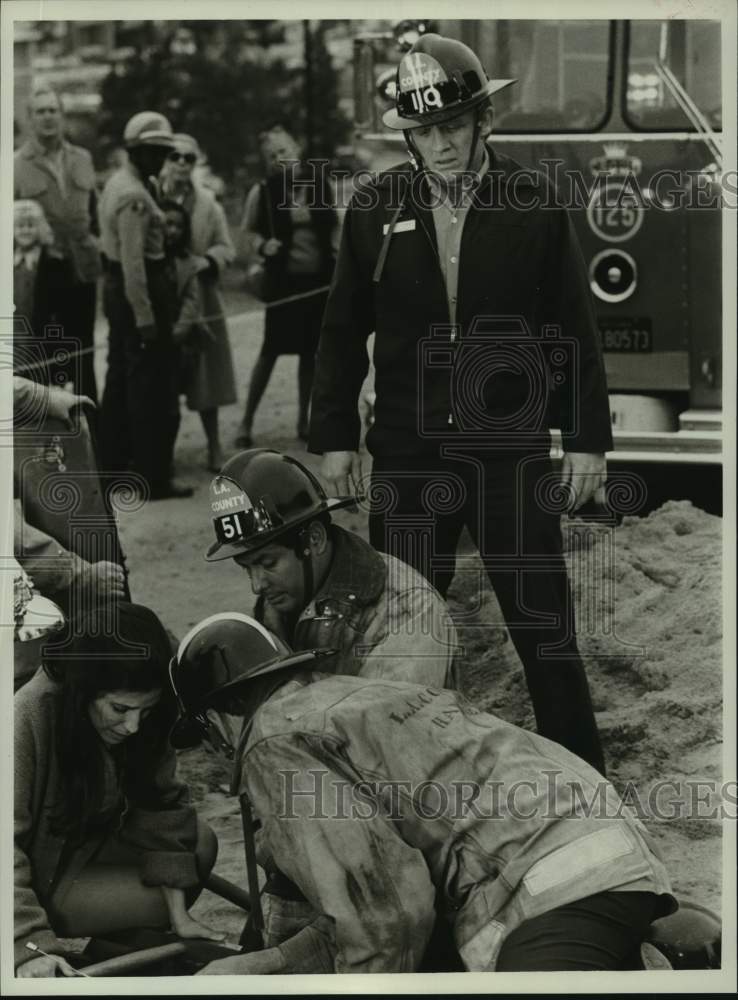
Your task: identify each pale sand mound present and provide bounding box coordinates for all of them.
[450,500,723,911]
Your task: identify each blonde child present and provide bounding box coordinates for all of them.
[13,200,69,386]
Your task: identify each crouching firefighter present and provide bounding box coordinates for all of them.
[205,448,457,688]
[169,613,679,975]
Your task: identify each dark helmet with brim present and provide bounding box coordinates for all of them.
[205,449,355,562]
[382,33,515,131]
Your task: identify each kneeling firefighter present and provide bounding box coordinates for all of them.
[166,613,719,975]
[205,448,456,688]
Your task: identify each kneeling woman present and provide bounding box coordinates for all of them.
[15,602,223,978]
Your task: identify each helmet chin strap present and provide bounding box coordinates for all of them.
[297,525,315,605]
[466,114,484,174]
[403,129,422,172]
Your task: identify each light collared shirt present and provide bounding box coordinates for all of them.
[426,149,490,326]
[13,246,41,271]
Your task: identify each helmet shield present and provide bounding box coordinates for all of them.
[208,475,282,555]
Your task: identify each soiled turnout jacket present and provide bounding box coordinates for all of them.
[309,147,613,458]
[239,674,675,974]
[256,525,456,688]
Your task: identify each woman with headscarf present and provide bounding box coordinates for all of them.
[236,125,338,447]
[161,134,237,471]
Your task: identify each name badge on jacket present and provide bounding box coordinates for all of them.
[383,219,416,235]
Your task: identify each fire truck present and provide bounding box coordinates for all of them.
[352,19,723,510]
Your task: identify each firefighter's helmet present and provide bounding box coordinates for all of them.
[205,449,355,562]
[383,33,515,131]
[169,612,326,748]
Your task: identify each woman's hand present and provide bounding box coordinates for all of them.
[163,886,225,942]
[195,947,285,975]
[170,913,226,942]
[17,954,77,978]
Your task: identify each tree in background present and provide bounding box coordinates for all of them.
[303,21,349,160]
[98,20,349,193]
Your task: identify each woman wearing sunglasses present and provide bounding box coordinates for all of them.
[14,601,223,978]
[161,134,236,472]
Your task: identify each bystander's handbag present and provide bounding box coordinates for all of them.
[245,182,274,301]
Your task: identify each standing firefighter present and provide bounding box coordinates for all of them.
[309,34,612,773]
[169,615,676,975]
[98,112,193,500]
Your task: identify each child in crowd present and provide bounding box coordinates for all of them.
[13,200,69,386]
[162,201,218,463]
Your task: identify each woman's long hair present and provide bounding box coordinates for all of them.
[42,603,176,841]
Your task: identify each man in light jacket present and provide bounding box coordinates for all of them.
[205,448,456,689]
[14,85,102,402]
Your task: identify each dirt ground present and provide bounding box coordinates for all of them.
[95,276,724,947]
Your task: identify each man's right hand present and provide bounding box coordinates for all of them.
[321,451,362,498]
[17,954,77,978]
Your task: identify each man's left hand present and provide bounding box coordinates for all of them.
[560,452,607,512]
[195,947,285,975]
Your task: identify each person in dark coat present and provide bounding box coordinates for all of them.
[308,35,613,775]
[237,126,338,447]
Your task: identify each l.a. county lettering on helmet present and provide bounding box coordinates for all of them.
[123,111,175,149]
[204,448,355,562]
[168,612,327,749]
[383,33,516,130]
